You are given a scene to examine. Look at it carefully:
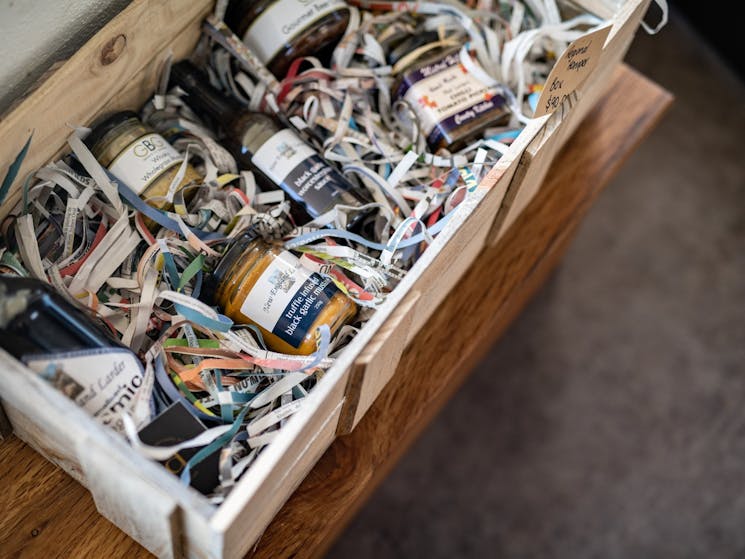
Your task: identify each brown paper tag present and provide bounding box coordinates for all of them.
[533,25,611,118]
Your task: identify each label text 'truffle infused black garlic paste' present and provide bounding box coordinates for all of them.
[203,232,357,355]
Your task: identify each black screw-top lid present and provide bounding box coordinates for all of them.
[200,229,260,305]
[84,110,141,151]
[169,60,244,125]
[0,276,124,358]
[387,30,441,66]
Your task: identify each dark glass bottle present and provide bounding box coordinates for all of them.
[0,276,145,433]
[170,61,371,228]
[0,276,122,358]
[224,0,350,79]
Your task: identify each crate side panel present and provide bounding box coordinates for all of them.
[78,437,182,559]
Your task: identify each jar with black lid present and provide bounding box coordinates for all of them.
[86,111,202,215]
[390,33,511,151]
[224,0,350,78]
[203,232,357,355]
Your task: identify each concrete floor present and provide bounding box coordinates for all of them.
[328,10,745,559]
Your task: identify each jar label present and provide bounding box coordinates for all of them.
[240,250,339,348]
[396,53,507,147]
[108,132,183,195]
[251,128,351,218]
[243,0,348,65]
[25,348,145,434]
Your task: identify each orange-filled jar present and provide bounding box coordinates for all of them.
[206,232,356,355]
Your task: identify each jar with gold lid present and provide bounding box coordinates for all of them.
[205,232,357,355]
[225,0,350,78]
[86,111,202,215]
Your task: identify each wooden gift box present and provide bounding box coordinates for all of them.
[0,0,653,557]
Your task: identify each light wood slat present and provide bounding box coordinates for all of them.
[489,0,652,243]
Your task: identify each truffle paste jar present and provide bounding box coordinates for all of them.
[208,233,357,355]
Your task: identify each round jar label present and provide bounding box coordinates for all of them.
[240,250,339,347]
[108,132,183,195]
[396,52,507,147]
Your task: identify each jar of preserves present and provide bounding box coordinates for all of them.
[391,38,510,151]
[225,0,350,78]
[206,232,357,355]
[86,111,202,214]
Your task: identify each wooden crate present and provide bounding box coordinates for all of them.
[0,1,651,557]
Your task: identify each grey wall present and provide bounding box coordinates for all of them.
[0,0,131,114]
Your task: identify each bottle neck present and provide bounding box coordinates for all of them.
[170,61,243,126]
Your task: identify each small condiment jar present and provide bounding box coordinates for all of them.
[206,232,357,355]
[86,111,202,214]
[225,0,350,78]
[391,38,510,151]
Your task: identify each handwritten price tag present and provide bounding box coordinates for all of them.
[533,25,611,118]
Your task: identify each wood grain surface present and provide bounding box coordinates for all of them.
[0,65,672,559]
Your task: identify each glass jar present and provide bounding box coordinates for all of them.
[225,0,350,78]
[392,42,510,151]
[86,111,202,214]
[208,233,357,355]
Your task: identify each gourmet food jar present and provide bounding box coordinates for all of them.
[225,0,350,78]
[206,232,357,355]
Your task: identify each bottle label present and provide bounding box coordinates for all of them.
[108,132,183,195]
[240,250,339,348]
[251,128,350,218]
[396,53,507,147]
[25,348,145,434]
[243,0,348,65]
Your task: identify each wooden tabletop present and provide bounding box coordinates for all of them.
[0,64,672,559]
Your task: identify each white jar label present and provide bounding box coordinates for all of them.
[240,250,339,347]
[250,128,352,217]
[396,52,507,147]
[243,0,348,65]
[25,348,145,434]
[108,132,183,195]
